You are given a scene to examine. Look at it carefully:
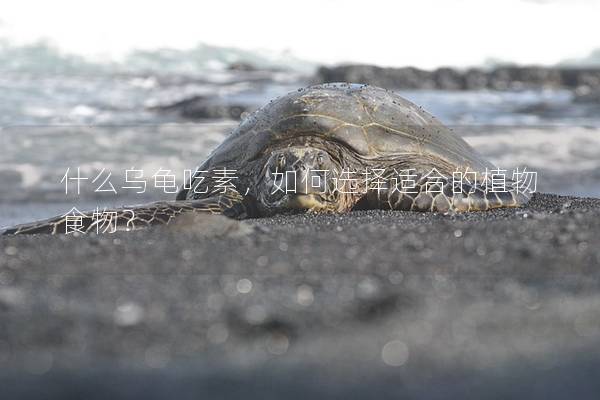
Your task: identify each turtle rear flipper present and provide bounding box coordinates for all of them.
[449,181,531,212]
[362,176,530,213]
[2,193,254,235]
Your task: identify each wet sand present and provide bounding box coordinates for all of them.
[1,193,600,399]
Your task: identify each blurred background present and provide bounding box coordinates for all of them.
[1,0,600,227]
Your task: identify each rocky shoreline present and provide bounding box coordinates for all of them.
[314,64,600,93]
[151,63,600,120]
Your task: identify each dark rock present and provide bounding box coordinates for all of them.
[433,67,465,90]
[515,102,560,115]
[463,68,488,90]
[228,62,258,72]
[574,88,600,104]
[150,96,250,120]
[315,65,435,89]
[488,67,563,90]
[315,64,600,91]
[560,69,600,88]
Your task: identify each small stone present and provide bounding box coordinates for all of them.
[381,340,409,367]
[236,278,253,294]
[113,302,144,327]
[296,285,314,306]
[4,246,18,256]
[266,333,290,355]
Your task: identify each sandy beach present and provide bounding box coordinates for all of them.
[1,192,600,398]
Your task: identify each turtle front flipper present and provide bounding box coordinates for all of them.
[360,175,530,213]
[2,193,255,235]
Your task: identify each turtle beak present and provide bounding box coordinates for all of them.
[287,193,329,210]
[293,164,329,196]
[284,163,334,211]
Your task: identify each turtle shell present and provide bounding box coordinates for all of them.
[196,83,494,176]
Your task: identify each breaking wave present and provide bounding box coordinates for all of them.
[0,38,316,75]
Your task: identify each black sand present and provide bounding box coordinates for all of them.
[1,193,600,399]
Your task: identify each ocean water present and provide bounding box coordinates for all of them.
[1,43,600,228]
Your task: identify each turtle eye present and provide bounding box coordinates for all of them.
[276,155,286,169]
[316,153,325,165]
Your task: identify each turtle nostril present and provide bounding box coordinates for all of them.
[316,153,325,166]
[277,155,286,169]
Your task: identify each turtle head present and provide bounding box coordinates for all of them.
[257,146,348,214]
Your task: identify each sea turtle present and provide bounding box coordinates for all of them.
[2,83,528,235]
